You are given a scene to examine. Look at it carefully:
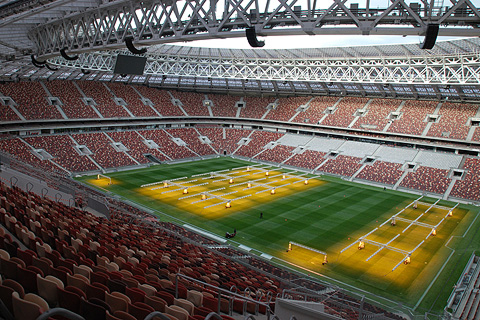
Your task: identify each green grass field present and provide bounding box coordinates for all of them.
[76,157,480,315]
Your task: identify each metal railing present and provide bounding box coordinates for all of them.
[175,273,275,319]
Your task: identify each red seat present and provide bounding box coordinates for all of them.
[112,311,136,320]
[17,249,37,266]
[58,286,85,313]
[44,250,60,266]
[156,290,175,306]
[2,258,19,280]
[58,258,77,272]
[193,306,211,317]
[0,283,18,315]
[81,298,110,320]
[107,278,127,294]
[177,284,188,299]
[17,266,41,293]
[233,299,244,314]
[203,296,218,313]
[86,282,109,301]
[128,301,154,320]
[125,287,146,304]
[131,267,145,277]
[50,266,72,284]
[31,256,52,276]
[4,241,19,258]
[91,271,110,285]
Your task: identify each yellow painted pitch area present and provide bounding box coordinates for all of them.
[284,201,466,291]
[137,167,324,218]
[86,176,119,189]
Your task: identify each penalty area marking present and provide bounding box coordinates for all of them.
[340,197,459,271]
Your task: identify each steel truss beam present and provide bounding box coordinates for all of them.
[48,50,480,85]
[30,0,480,58]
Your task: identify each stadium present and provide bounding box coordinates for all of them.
[0,0,480,319]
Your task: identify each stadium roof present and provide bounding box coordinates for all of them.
[0,0,480,101]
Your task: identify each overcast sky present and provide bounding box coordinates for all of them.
[181,35,460,50]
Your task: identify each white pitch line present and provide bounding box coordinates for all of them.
[161,187,184,194]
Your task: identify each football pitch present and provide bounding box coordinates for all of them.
[76,157,480,314]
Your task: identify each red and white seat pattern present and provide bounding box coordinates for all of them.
[196,127,247,154]
[0,104,20,122]
[0,82,62,120]
[356,161,403,185]
[207,93,238,118]
[400,166,451,194]
[106,83,157,117]
[285,150,326,170]
[321,97,369,128]
[108,131,169,164]
[23,135,97,172]
[427,102,478,140]
[450,158,480,200]
[388,100,437,136]
[255,145,295,163]
[318,155,363,177]
[166,128,216,156]
[44,81,98,119]
[76,81,130,118]
[235,131,284,158]
[171,91,209,116]
[71,133,136,169]
[138,130,196,160]
[0,138,65,174]
[240,97,273,119]
[133,85,184,116]
[265,97,311,122]
[293,96,339,124]
[352,99,402,131]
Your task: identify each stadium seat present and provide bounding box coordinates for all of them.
[86,282,109,301]
[113,310,137,320]
[105,291,130,314]
[12,292,48,320]
[58,286,85,313]
[67,272,90,292]
[81,297,111,320]
[156,290,175,305]
[144,295,167,312]
[0,283,18,315]
[187,290,203,307]
[128,301,155,320]
[166,304,190,320]
[174,298,195,315]
[36,274,64,307]
[125,286,146,303]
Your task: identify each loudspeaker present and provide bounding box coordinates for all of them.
[245,27,265,48]
[125,37,147,55]
[60,48,79,61]
[420,24,439,50]
[31,55,45,68]
[46,64,58,71]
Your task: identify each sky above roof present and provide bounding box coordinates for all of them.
[178,35,460,50]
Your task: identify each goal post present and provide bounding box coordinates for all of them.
[97,174,112,185]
